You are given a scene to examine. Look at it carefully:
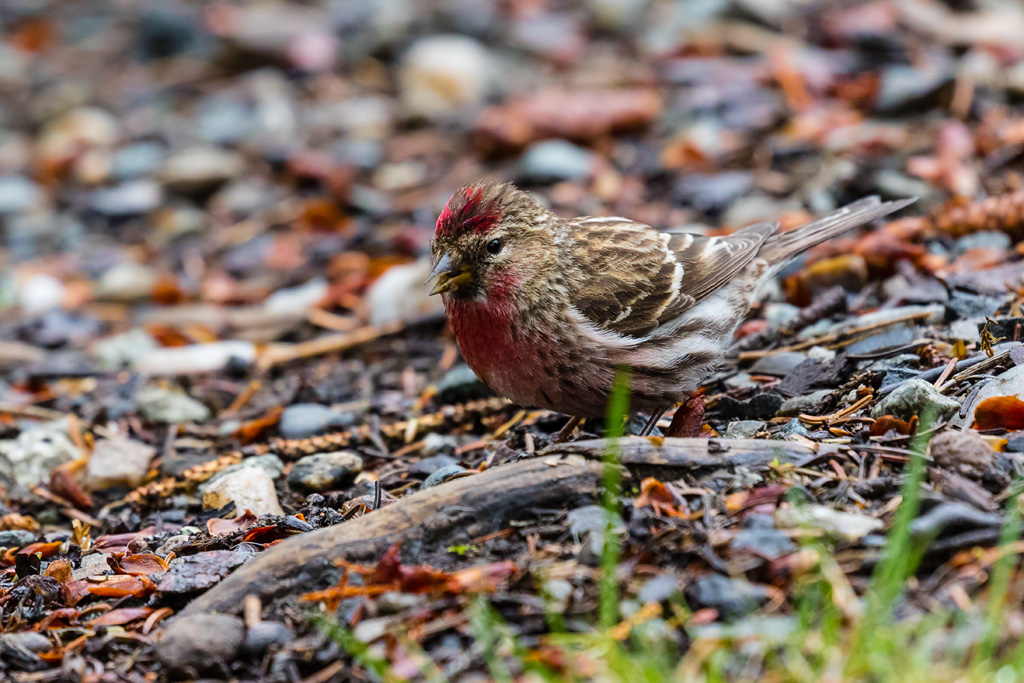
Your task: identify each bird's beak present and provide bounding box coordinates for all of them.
[428,253,472,295]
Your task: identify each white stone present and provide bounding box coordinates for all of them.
[399,35,490,118]
[37,107,118,164]
[92,328,159,369]
[158,147,244,193]
[85,436,155,489]
[263,278,327,314]
[948,320,982,344]
[806,346,836,362]
[776,504,883,542]
[136,386,211,424]
[97,262,157,302]
[0,423,81,494]
[133,341,256,375]
[366,259,444,325]
[90,180,163,216]
[19,274,65,314]
[202,467,284,517]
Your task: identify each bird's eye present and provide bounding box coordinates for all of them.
[486,238,503,255]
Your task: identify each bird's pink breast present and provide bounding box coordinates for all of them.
[444,296,550,407]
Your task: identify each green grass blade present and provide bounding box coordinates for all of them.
[974,481,1022,672]
[600,367,630,629]
[848,403,938,676]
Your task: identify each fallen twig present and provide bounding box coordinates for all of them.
[799,394,873,426]
[0,403,67,421]
[939,350,1012,393]
[739,309,940,361]
[257,322,407,369]
[541,436,835,475]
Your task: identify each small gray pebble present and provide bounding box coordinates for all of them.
[156,614,244,672]
[243,621,293,656]
[279,404,345,439]
[724,420,764,439]
[377,591,426,614]
[0,530,37,548]
[423,465,468,488]
[409,454,459,476]
[287,451,363,492]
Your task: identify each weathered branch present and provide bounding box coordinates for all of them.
[182,438,828,617]
[543,436,834,476]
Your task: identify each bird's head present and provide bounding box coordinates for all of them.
[428,182,556,303]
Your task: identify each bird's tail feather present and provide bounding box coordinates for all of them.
[758,196,916,266]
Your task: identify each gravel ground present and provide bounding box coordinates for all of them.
[4,1,1024,681]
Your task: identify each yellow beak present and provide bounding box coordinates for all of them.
[428,254,473,295]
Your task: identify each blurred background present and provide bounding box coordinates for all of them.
[1,0,1024,378]
[6,3,1024,679]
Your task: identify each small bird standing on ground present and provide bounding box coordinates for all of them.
[428,182,913,440]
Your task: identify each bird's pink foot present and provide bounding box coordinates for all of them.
[665,393,706,438]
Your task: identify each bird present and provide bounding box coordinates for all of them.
[428,181,914,440]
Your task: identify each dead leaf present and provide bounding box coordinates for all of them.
[725,485,790,514]
[303,541,517,609]
[785,255,868,306]
[92,526,156,553]
[62,580,91,607]
[144,323,192,347]
[233,406,284,444]
[300,580,391,611]
[88,607,154,627]
[115,553,170,575]
[974,396,1024,430]
[50,463,92,510]
[295,197,350,233]
[44,558,73,583]
[475,88,661,152]
[207,510,259,536]
[7,541,63,567]
[870,414,916,436]
[142,607,175,634]
[0,513,40,532]
[33,608,79,631]
[444,561,517,594]
[9,16,56,53]
[372,542,403,584]
[634,478,688,518]
[241,525,295,544]
[151,275,187,305]
[71,519,91,551]
[87,574,157,598]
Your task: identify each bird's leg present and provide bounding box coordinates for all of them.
[664,393,707,438]
[639,408,668,436]
[554,415,583,442]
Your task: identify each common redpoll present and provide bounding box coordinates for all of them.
[428,182,913,438]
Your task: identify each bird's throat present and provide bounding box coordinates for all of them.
[444,296,519,383]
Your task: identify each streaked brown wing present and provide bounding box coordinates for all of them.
[669,221,778,306]
[568,218,777,338]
